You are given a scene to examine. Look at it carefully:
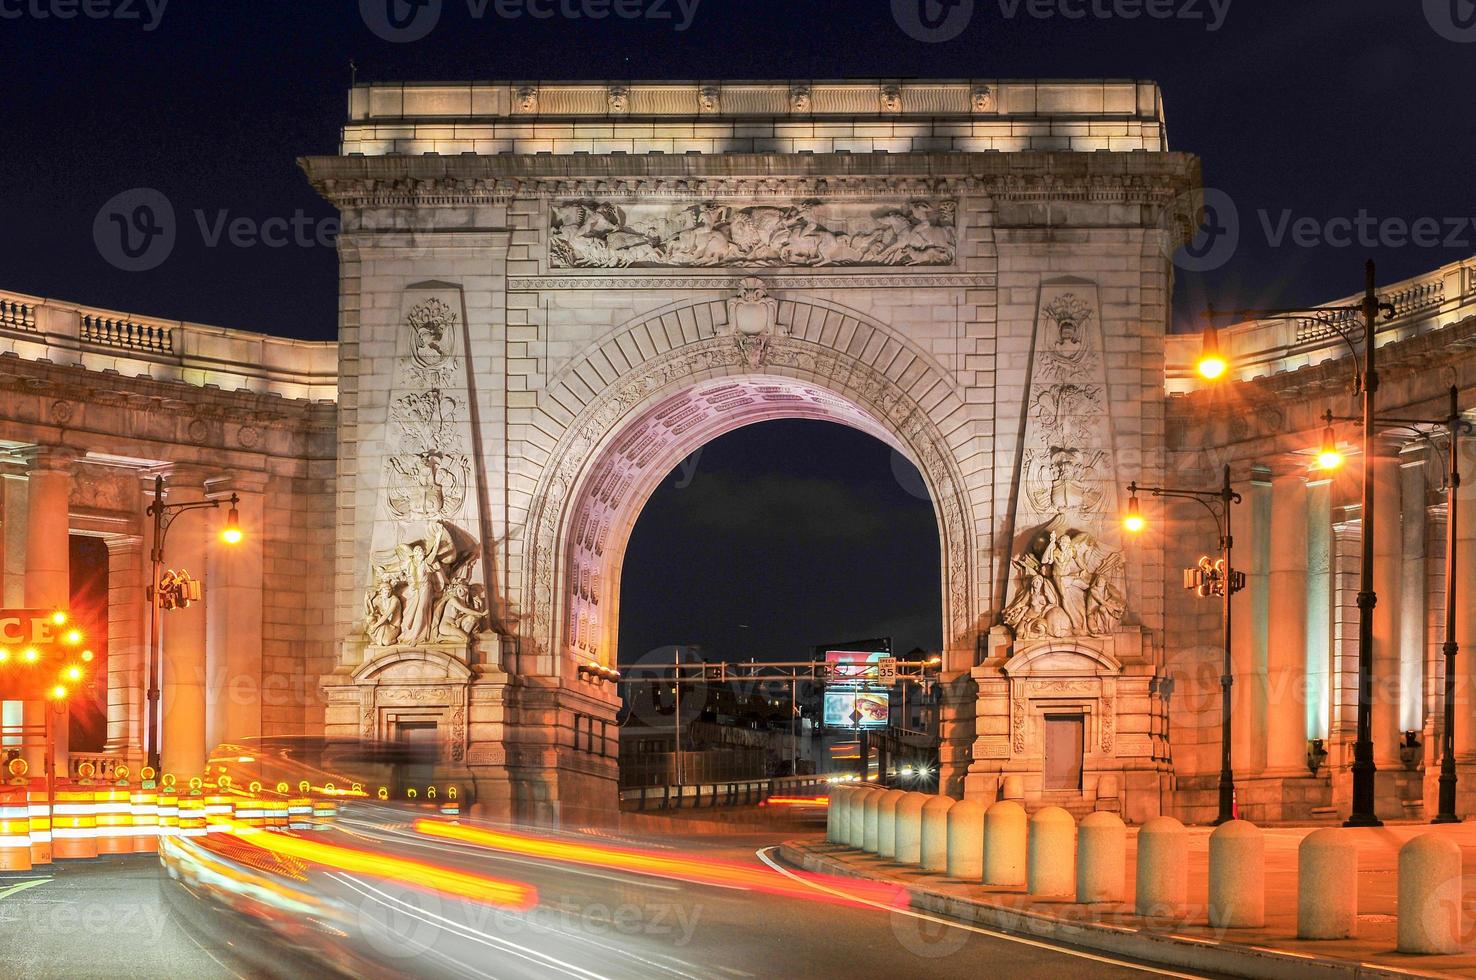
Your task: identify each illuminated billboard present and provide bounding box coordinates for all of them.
[824,650,889,683]
[823,689,890,729]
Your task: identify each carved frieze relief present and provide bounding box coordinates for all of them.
[549,199,958,269]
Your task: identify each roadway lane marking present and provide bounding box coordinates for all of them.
[754,848,1204,979]
[0,879,49,901]
[336,872,614,980]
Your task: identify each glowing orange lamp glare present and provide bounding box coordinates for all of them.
[49,685,67,701]
[51,610,67,626]
[221,494,243,545]
[1124,495,1146,534]
[1197,325,1228,381]
[63,629,83,646]
[81,649,95,663]
[0,650,8,664]
[22,648,38,663]
[65,665,82,682]
[1317,418,1344,471]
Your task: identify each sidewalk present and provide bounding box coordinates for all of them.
[782,822,1476,980]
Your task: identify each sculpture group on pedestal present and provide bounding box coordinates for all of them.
[1003,516,1126,641]
[364,521,487,647]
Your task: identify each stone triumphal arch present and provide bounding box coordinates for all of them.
[301,80,1195,822]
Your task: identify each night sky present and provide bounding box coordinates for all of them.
[5,1,1473,662]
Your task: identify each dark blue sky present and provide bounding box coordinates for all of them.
[5,0,1472,660]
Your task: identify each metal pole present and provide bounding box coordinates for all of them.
[145,476,165,774]
[790,675,798,777]
[1217,464,1236,825]
[1436,385,1463,823]
[673,654,682,787]
[1347,259,1384,827]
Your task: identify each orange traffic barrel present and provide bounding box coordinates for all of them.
[94,783,132,855]
[265,795,289,831]
[312,797,337,829]
[204,793,233,834]
[26,780,52,865]
[0,787,32,871]
[52,785,99,859]
[131,774,159,854]
[177,795,206,838]
[156,775,179,839]
[287,797,313,830]
[233,789,265,831]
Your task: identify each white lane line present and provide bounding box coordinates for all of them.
[754,848,1204,979]
[335,872,614,980]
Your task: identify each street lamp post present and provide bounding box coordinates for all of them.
[1125,465,1243,824]
[1203,259,1396,828]
[143,476,242,773]
[1434,387,1471,823]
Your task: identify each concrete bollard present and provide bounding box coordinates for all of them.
[1398,833,1464,954]
[827,785,849,843]
[1209,820,1264,929]
[1135,816,1188,917]
[1297,829,1358,940]
[1028,806,1076,898]
[1002,775,1025,800]
[894,793,930,865]
[919,796,956,873]
[984,800,1028,887]
[863,788,886,853]
[946,799,987,880]
[877,789,909,860]
[846,786,876,849]
[1076,811,1126,904]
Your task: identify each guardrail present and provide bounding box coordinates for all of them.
[619,775,829,811]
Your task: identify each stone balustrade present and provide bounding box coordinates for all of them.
[0,287,336,402]
[1165,256,1476,393]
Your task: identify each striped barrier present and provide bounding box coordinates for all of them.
[157,775,179,839]
[287,797,313,830]
[204,793,233,834]
[131,769,159,853]
[0,786,32,871]
[53,784,99,859]
[312,798,337,829]
[178,780,206,838]
[95,771,133,855]
[27,780,52,865]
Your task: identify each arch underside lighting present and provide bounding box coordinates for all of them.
[563,376,913,666]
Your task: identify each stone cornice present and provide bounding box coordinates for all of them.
[300,151,1201,210]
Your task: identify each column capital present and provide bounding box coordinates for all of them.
[20,444,82,474]
[103,534,145,557]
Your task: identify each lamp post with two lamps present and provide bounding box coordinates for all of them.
[1199,259,1396,827]
[143,477,244,774]
[1124,467,1243,824]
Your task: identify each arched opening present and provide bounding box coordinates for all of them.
[614,419,943,786]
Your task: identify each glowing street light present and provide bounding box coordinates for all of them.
[221,496,244,545]
[1123,492,1146,535]
[49,685,67,701]
[1316,411,1345,471]
[1197,325,1228,381]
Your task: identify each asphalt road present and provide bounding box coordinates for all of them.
[0,807,1214,979]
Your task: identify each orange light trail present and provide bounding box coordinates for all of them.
[761,796,829,808]
[413,819,903,908]
[224,825,537,910]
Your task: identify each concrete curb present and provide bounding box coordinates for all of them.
[780,840,1455,980]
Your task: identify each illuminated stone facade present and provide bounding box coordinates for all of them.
[8,80,1471,824]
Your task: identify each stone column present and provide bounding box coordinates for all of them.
[1398,456,1428,745]
[1452,452,1476,772]
[1,468,27,606]
[1266,471,1309,776]
[204,474,266,753]
[1230,472,1270,777]
[1371,452,1403,770]
[159,473,209,780]
[23,447,78,775]
[104,535,146,764]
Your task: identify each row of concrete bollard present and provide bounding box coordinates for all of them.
[829,785,1467,955]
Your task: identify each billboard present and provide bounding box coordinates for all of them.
[823,689,891,729]
[824,650,889,683]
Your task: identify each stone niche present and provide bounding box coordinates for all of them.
[971,632,1171,823]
